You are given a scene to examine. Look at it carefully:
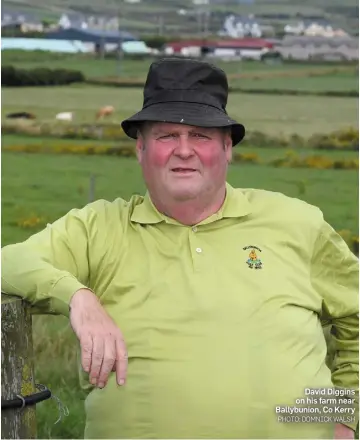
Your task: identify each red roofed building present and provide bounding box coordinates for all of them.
[164,38,278,60]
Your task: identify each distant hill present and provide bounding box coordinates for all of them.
[2,0,358,37]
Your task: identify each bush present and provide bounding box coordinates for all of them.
[243,128,358,151]
[1,65,17,86]
[308,127,359,151]
[232,152,260,164]
[2,122,129,141]
[3,143,137,158]
[270,152,359,170]
[1,65,85,86]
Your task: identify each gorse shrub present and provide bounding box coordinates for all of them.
[308,127,359,151]
[271,153,358,170]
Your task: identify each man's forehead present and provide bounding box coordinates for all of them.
[149,122,218,133]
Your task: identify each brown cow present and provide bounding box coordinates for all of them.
[95,105,115,121]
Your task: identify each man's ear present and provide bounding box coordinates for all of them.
[224,133,233,163]
[136,135,144,163]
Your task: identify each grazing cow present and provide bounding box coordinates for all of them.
[55,112,73,121]
[96,105,115,121]
[6,112,36,120]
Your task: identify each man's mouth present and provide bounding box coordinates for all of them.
[171,168,197,173]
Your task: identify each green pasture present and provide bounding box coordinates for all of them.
[2,51,358,89]
[229,71,358,93]
[0,52,308,76]
[2,85,358,137]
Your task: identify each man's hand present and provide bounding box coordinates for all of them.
[334,424,355,439]
[69,288,128,388]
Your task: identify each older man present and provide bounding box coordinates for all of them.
[2,58,358,439]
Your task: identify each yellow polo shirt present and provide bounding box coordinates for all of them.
[2,183,359,439]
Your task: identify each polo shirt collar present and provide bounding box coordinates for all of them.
[131,192,165,224]
[130,182,251,225]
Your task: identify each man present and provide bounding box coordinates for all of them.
[2,58,358,439]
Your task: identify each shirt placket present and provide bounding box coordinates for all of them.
[188,225,205,272]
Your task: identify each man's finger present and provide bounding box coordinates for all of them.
[115,337,128,386]
[81,334,93,373]
[89,336,105,385]
[97,338,117,388]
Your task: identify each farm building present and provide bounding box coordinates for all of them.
[276,36,359,61]
[1,38,89,53]
[163,38,278,61]
[45,27,137,44]
[44,27,151,56]
[1,37,152,56]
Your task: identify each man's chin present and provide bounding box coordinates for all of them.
[169,187,199,202]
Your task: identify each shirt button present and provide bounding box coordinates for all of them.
[192,226,197,232]
[196,247,202,253]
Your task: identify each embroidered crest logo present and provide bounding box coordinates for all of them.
[243,246,263,270]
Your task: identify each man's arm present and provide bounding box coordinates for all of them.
[2,204,95,315]
[311,219,359,436]
[1,201,128,387]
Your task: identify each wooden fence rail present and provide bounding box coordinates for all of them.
[1,294,37,439]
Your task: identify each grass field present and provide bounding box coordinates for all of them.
[2,52,358,91]
[2,85,358,137]
[2,150,358,438]
[3,53,356,77]
[229,71,358,92]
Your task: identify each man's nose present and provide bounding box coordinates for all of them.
[174,135,194,157]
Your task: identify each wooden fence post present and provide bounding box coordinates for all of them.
[1,294,37,439]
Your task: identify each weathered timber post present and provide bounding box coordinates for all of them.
[1,294,37,439]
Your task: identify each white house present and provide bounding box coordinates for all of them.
[220,15,262,38]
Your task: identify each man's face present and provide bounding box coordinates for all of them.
[136,122,232,202]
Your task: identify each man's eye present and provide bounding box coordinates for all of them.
[159,134,174,139]
[193,133,209,139]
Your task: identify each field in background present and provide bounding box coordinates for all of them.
[2,54,358,137]
[3,52,358,76]
[3,52,359,92]
[2,85,358,137]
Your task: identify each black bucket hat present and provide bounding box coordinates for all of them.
[121,58,245,146]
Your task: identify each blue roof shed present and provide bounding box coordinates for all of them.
[45,27,137,43]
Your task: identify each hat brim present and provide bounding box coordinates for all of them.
[121,102,245,147]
